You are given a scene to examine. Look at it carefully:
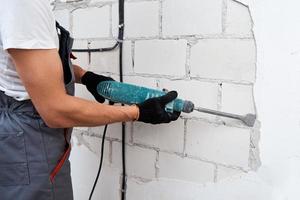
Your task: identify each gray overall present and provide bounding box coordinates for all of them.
[0,22,75,200]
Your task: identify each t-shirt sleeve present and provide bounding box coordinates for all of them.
[0,0,58,50]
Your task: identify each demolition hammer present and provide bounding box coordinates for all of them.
[97,81,256,127]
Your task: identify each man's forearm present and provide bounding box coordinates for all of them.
[47,94,138,128]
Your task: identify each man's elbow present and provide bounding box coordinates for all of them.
[39,107,73,128]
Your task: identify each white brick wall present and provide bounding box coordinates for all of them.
[112,1,160,38]
[158,152,215,183]
[134,40,187,77]
[53,0,259,199]
[112,142,157,179]
[162,0,223,36]
[72,6,110,39]
[190,39,256,82]
[186,120,251,168]
[225,0,253,35]
[133,120,185,153]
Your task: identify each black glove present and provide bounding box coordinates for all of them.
[81,71,114,103]
[137,91,181,124]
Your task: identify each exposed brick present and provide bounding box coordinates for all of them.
[158,152,215,183]
[133,119,185,153]
[112,1,159,38]
[221,83,255,125]
[162,0,223,36]
[185,120,251,168]
[225,0,253,35]
[53,9,70,31]
[72,6,110,38]
[134,40,187,76]
[190,39,256,82]
[112,142,157,179]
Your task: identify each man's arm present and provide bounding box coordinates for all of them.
[8,48,139,128]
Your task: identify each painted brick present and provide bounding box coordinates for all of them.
[158,152,215,183]
[133,119,185,153]
[134,40,187,76]
[190,39,256,82]
[112,142,157,179]
[112,1,159,38]
[162,0,223,36]
[216,166,243,181]
[53,9,70,31]
[89,40,132,74]
[221,83,255,125]
[72,6,110,38]
[185,120,251,168]
[225,0,253,35]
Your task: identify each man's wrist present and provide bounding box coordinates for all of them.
[130,105,140,121]
[73,64,87,84]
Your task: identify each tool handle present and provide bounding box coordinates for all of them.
[97,81,194,113]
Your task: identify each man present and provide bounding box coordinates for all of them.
[0,0,180,199]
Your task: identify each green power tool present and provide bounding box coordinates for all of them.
[97,81,256,127]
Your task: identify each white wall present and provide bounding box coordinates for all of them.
[52,0,300,199]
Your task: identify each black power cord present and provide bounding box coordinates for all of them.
[75,0,126,200]
[88,124,108,200]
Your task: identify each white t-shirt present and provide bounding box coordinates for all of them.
[0,0,59,101]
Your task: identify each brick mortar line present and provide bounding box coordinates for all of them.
[182,119,188,155]
[155,151,160,178]
[131,41,136,72]
[213,165,218,183]
[158,0,163,38]
[216,83,223,123]
[185,42,192,78]
[222,0,228,34]
[109,4,114,37]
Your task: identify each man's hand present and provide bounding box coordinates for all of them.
[81,71,114,103]
[137,91,181,124]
